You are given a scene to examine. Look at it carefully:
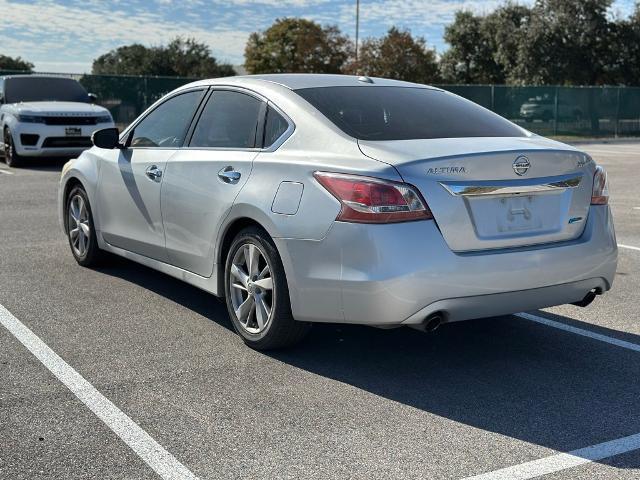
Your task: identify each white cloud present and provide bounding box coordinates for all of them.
[0,0,251,70]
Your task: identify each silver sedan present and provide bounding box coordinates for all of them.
[58,74,617,349]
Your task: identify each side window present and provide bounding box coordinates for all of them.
[0,79,4,103]
[130,90,203,148]
[263,106,289,148]
[190,90,262,148]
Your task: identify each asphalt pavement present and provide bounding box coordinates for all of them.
[1,142,639,479]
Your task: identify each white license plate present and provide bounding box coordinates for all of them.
[495,196,541,232]
[65,127,81,136]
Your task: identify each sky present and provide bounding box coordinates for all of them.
[0,0,636,74]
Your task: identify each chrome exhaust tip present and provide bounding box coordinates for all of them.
[410,313,444,333]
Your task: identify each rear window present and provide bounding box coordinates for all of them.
[5,77,89,103]
[263,106,289,148]
[295,86,525,141]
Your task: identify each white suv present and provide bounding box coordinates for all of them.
[0,75,114,167]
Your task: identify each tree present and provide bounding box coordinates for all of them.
[439,4,530,84]
[244,18,351,74]
[606,4,640,86]
[439,11,498,83]
[157,38,235,78]
[513,0,614,85]
[484,4,531,84]
[92,37,235,77]
[346,27,439,83]
[0,54,33,72]
[92,44,154,76]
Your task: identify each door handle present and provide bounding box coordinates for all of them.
[218,166,241,184]
[145,165,163,181]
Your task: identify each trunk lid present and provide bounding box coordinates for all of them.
[359,136,594,252]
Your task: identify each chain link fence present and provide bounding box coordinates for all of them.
[445,85,640,138]
[3,70,640,137]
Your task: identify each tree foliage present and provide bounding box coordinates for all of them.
[440,0,640,86]
[346,27,439,83]
[0,54,33,72]
[92,37,235,77]
[514,0,613,85]
[244,18,351,74]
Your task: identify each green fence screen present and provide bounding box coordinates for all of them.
[3,71,640,137]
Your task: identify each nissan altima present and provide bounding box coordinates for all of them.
[58,74,617,349]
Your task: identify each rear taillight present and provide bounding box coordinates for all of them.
[591,166,609,205]
[314,171,433,223]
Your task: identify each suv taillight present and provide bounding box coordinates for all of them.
[591,166,609,205]
[314,171,433,223]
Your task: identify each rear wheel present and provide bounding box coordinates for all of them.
[66,185,105,267]
[224,227,310,350]
[3,129,23,168]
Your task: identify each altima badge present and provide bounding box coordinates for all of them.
[513,156,531,176]
[426,166,467,175]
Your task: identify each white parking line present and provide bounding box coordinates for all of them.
[619,243,640,252]
[466,313,640,479]
[0,168,13,175]
[464,432,640,479]
[516,312,640,353]
[0,303,198,480]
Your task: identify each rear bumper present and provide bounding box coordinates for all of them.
[275,205,617,325]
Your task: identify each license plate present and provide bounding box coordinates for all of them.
[496,196,541,232]
[65,127,81,136]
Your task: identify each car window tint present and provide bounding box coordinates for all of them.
[263,107,289,147]
[130,90,203,148]
[5,77,89,103]
[190,90,262,148]
[295,86,525,140]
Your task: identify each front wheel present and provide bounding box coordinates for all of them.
[3,129,23,167]
[224,227,310,350]
[65,185,105,267]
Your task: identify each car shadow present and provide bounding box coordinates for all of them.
[94,254,233,332]
[8,157,69,171]
[95,255,640,470]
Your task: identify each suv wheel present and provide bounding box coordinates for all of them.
[224,227,310,350]
[3,129,23,168]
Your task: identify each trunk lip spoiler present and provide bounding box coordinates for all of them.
[439,173,583,197]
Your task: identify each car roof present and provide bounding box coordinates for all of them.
[185,73,439,91]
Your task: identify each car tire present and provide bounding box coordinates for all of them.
[3,128,23,168]
[224,226,310,350]
[65,185,105,267]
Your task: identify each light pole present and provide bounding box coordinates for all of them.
[355,0,360,63]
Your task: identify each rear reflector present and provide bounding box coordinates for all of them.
[591,166,609,205]
[314,171,433,223]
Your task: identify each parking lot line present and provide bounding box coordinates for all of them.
[618,243,640,252]
[0,169,13,175]
[0,303,199,480]
[464,431,640,479]
[516,312,640,353]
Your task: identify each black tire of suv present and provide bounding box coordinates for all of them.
[4,129,23,168]
[224,226,311,350]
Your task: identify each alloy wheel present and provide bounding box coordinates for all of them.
[4,131,13,165]
[229,243,275,334]
[68,194,91,257]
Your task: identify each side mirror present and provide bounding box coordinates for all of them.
[87,93,98,103]
[92,127,121,149]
